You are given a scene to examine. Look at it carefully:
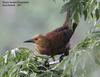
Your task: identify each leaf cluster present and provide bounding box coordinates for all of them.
[0,47,63,77]
[54,0,100,23]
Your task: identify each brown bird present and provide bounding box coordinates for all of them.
[24,18,77,61]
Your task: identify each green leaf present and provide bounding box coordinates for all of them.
[73,11,80,23]
[96,24,100,28]
[2,72,9,77]
[95,8,100,20]
[60,2,71,13]
[83,10,88,20]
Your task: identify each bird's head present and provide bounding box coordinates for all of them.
[24,34,50,47]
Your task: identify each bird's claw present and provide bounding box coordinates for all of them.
[59,54,65,62]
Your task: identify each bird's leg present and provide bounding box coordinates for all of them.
[43,55,55,68]
[59,52,69,62]
[59,54,65,62]
[59,45,70,62]
[51,55,55,61]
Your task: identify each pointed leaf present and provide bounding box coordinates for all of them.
[95,9,100,20]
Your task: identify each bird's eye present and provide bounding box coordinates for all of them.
[35,38,38,40]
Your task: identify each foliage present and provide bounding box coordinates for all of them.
[54,0,100,23]
[0,25,100,77]
[0,0,100,77]
[0,47,62,77]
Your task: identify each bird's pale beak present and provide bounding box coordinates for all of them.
[24,39,34,43]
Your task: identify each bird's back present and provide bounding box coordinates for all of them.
[46,25,73,50]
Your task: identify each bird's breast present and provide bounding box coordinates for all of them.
[35,45,52,55]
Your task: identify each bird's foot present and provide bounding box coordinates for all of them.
[51,56,55,61]
[59,54,65,62]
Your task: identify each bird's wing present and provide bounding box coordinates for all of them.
[46,29,73,49]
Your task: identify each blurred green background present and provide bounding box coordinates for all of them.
[0,0,95,54]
